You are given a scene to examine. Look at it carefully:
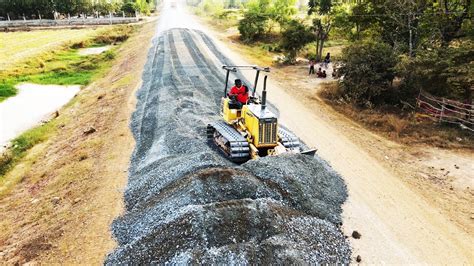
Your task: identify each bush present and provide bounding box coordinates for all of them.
[217,9,238,20]
[0,81,17,101]
[238,11,268,43]
[397,40,474,102]
[121,2,137,16]
[339,41,397,104]
[71,40,90,49]
[280,19,314,63]
[94,25,134,44]
[103,50,116,60]
[320,81,343,100]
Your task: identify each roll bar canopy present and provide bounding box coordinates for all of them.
[222,65,270,97]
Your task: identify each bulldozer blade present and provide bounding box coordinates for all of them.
[300,148,317,157]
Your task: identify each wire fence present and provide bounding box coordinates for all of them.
[416,91,474,132]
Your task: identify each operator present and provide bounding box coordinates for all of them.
[228,79,249,105]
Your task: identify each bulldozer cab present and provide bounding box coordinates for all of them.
[222,65,270,122]
[222,66,270,101]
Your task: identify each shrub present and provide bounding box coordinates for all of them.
[339,41,397,104]
[280,19,314,63]
[0,81,17,101]
[103,50,116,60]
[71,40,90,49]
[397,40,474,102]
[238,11,268,43]
[320,81,343,100]
[94,25,134,45]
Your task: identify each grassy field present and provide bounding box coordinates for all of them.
[0,29,98,71]
[0,25,135,176]
[0,26,134,102]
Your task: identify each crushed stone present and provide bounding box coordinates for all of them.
[105,29,351,264]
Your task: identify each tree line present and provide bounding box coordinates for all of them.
[233,0,472,103]
[0,0,156,19]
[334,0,473,104]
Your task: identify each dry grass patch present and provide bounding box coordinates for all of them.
[319,82,474,150]
[0,28,98,71]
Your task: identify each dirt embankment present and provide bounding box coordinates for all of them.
[105,29,351,264]
[0,19,157,264]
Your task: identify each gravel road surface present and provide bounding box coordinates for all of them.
[105,28,351,264]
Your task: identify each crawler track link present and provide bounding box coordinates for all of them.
[207,121,250,163]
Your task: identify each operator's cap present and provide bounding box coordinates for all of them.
[235,79,242,85]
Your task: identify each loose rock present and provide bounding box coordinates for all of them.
[352,230,362,239]
[106,29,351,264]
[51,196,61,205]
[83,127,96,135]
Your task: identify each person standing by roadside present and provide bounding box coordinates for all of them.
[322,53,331,68]
[309,60,315,75]
[324,53,331,64]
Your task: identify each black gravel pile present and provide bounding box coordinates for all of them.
[105,29,351,264]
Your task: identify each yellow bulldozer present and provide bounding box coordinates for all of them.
[207,65,316,163]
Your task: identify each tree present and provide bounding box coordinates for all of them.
[398,40,474,102]
[419,0,472,46]
[268,0,297,30]
[307,0,338,61]
[339,41,397,104]
[280,19,314,63]
[0,0,131,18]
[348,1,373,40]
[238,0,270,42]
[372,0,429,57]
[0,0,55,19]
[121,1,137,15]
[238,11,268,42]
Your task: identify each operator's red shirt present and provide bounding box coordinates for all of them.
[229,85,248,104]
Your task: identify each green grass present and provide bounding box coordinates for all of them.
[0,121,57,177]
[28,70,96,85]
[0,81,17,102]
[0,26,126,102]
[0,25,134,177]
[0,49,101,102]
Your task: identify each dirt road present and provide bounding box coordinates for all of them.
[145,1,474,263]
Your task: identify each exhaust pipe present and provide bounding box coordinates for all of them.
[261,76,267,111]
